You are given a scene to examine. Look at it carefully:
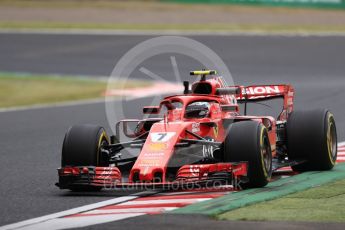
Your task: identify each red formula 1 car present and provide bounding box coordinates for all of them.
[56,70,337,191]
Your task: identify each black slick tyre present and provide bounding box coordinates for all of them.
[61,124,109,191]
[287,109,337,171]
[62,124,109,167]
[223,121,272,188]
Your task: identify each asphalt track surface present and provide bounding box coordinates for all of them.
[78,214,345,230]
[0,33,345,228]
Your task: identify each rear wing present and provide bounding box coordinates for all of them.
[236,84,294,120]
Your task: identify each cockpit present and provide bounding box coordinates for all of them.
[185,101,211,119]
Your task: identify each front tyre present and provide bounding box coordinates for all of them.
[224,121,272,188]
[62,124,110,167]
[61,124,110,191]
[287,109,337,171]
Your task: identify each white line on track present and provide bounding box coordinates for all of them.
[1,29,345,37]
[0,189,160,230]
[0,94,145,113]
[0,81,178,113]
[0,98,106,113]
[338,141,345,147]
[15,214,145,230]
[0,196,138,230]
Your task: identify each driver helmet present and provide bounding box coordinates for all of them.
[185,101,210,118]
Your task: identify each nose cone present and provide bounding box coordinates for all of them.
[130,121,190,183]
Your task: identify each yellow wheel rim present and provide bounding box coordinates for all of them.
[327,115,337,165]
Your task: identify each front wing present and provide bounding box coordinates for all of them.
[56,162,248,190]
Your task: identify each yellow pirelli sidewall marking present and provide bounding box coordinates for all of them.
[260,126,268,178]
[97,131,109,165]
[327,114,336,165]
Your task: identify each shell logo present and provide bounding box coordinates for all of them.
[148,143,167,151]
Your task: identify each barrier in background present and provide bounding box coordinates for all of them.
[164,0,345,9]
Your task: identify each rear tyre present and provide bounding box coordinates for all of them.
[287,109,337,171]
[61,124,110,191]
[223,121,272,188]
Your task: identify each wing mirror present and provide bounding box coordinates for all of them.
[143,106,160,114]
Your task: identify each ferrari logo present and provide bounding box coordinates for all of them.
[213,125,219,138]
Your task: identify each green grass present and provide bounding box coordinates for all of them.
[0,73,150,108]
[0,0,159,8]
[218,178,345,222]
[1,21,345,33]
[1,0,344,33]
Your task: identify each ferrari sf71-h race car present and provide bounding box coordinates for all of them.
[56,70,337,191]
